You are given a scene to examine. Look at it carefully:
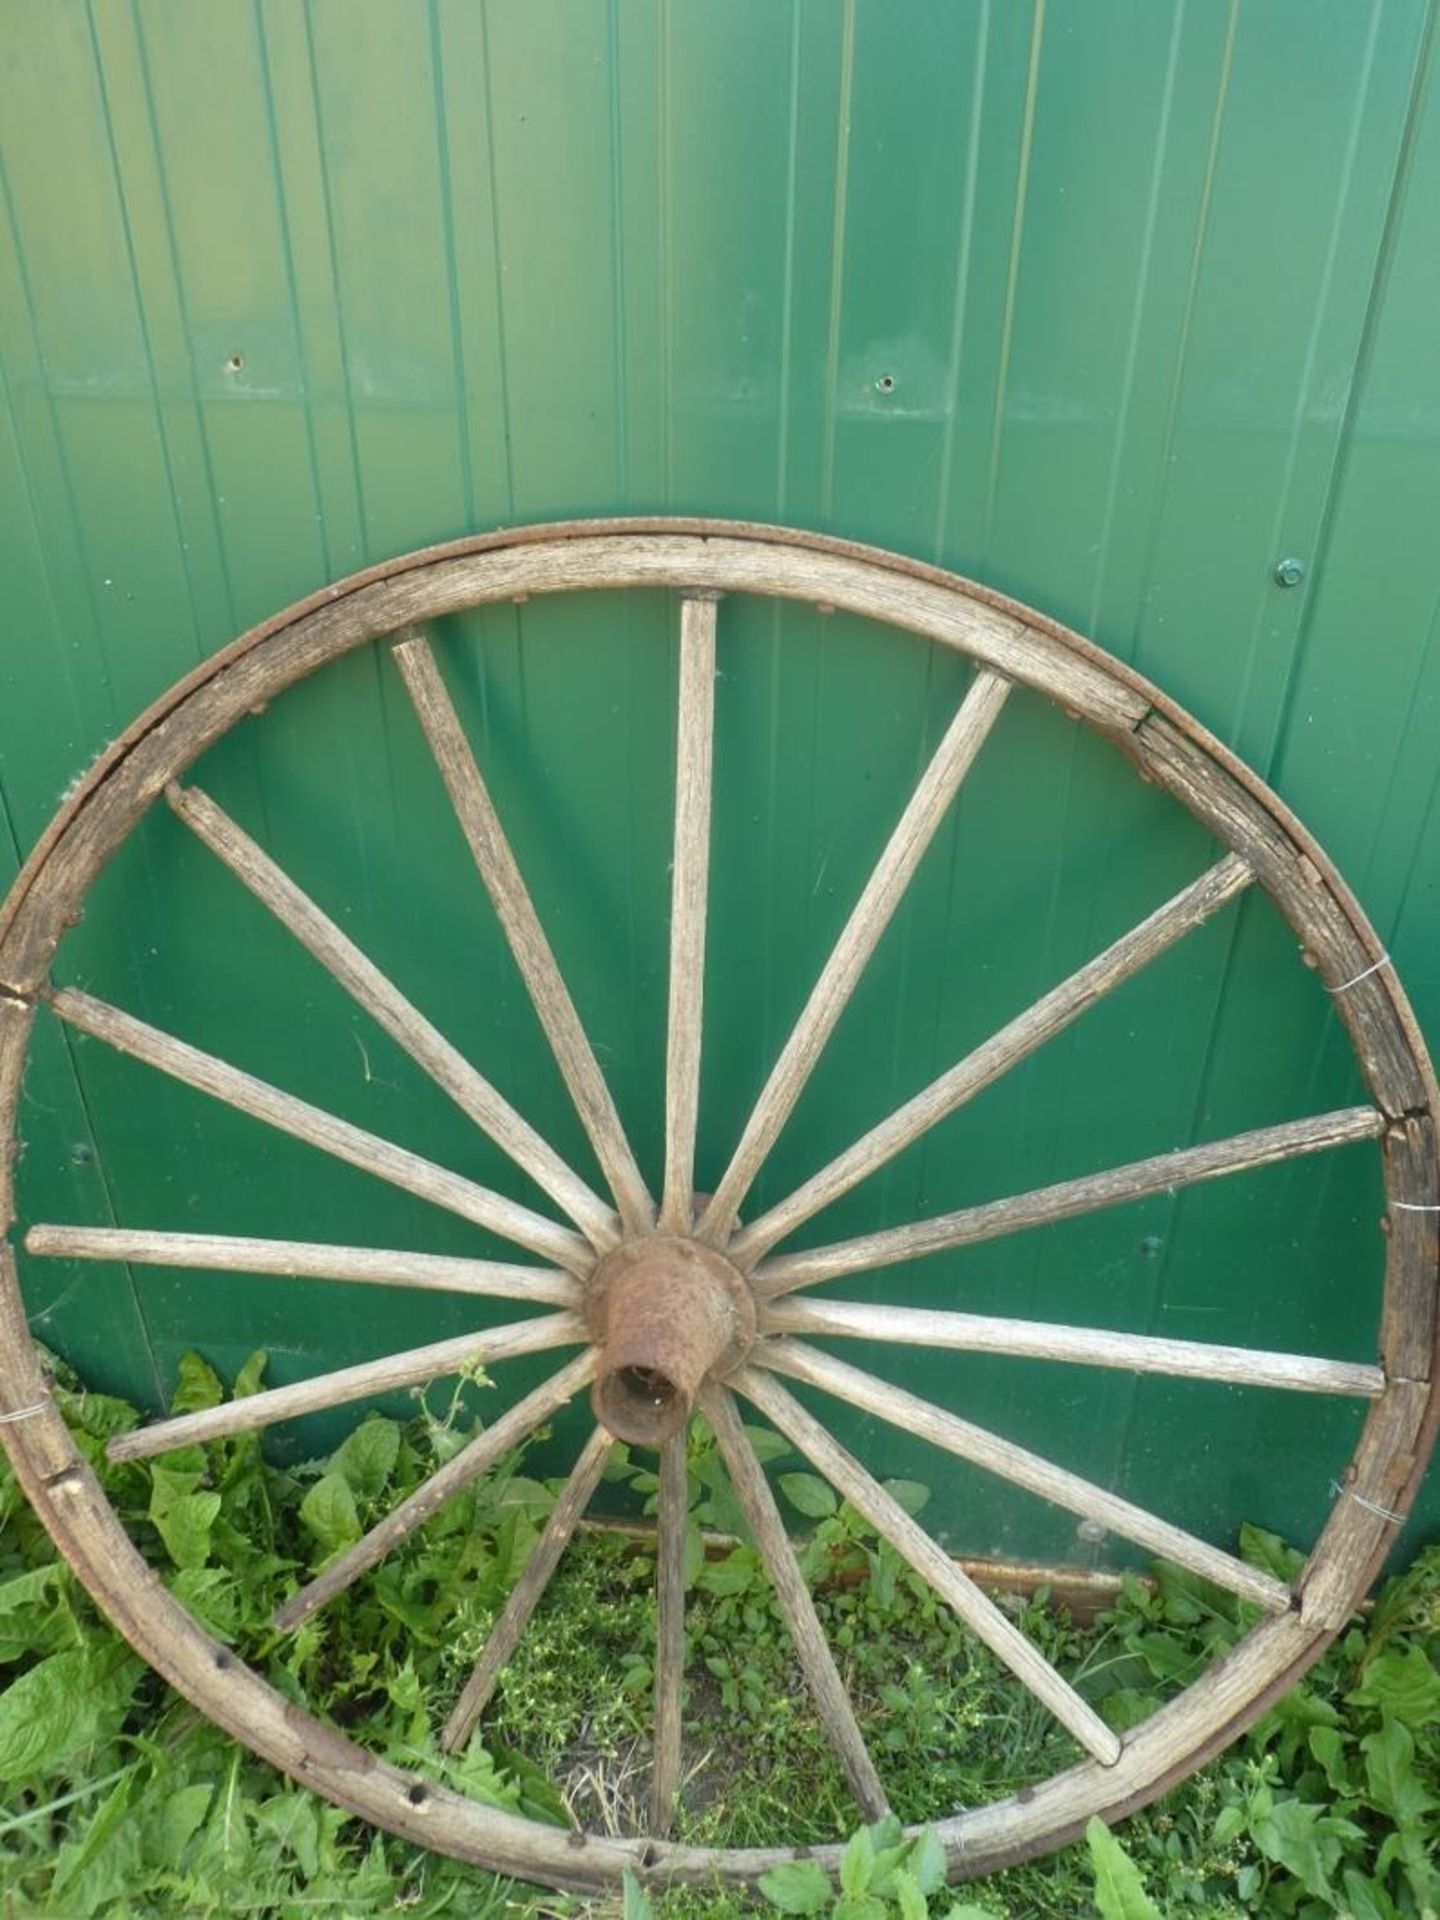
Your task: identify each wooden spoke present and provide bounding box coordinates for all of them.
[649,1430,689,1835]
[49,988,591,1276]
[733,854,1253,1264]
[107,1311,584,1462]
[763,1298,1385,1400]
[167,782,618,1249]
[702,1385,889,1821]
[441,1423,613,1752]
[697,672,1011,1245]
[274,1350,597,1632]
[761,1342,1293,1613]
[392,630,654,1234]
[737,1366,1121,1765]
[754,1107,1384,1296]
[659,596,718,1233]
[26,1225,580,1308]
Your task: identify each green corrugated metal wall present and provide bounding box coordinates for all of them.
[2,1,1437,1566]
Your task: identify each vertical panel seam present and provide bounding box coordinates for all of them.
[979,0,1045,567]
[1266,0,1440,790]
[931,0,990,566]
[1085,2,1187,645]
[773,0,802,520]
[427,0,476,534]
[81,1,208,661]
[659,0,674,505]
[298,5,371,557]
[606,0,630,507]
[0,306,93,752]
[1129,0,1241,639]
[477,5,516,525]
[251,0,331,600]
[126,2,241,634]
[1230,0,1387,761]
[0,153,122,729]
[817,0,855,524]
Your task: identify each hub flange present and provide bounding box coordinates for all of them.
[585,1236,756,1446]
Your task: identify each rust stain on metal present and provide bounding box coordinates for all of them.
[587,1237,755,1445]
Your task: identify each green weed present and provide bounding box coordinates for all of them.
[0,1348,1435,1918]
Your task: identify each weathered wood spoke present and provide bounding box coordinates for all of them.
[274,1351,597,1633]
[697,671,1011,1245]
[392,629,654,1234]
[167,781,618,1249]
[763,1298,1385,1399]
[26,1225,580,1308]
[50,988,591,1276]
[660,595,719,1233]
[107,1311,584,1462]
[650,1430,689,1834]
[761,1342,1293,1613]
[754,1107,1384,1296]
[733,854,1253,1265]
[737,1366,1122,1765]
[442,1424,613,1753]
[702,1385,890,1821]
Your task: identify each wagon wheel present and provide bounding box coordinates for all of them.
[0,520,1435,1895]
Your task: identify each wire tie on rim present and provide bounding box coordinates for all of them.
[1326,953,1391,994]
[1393,1201,1440,1212]
[1329,1479,1405,1525]
[0,1400,48,1426]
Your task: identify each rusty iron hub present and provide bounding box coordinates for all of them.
[584,1236,757,1446]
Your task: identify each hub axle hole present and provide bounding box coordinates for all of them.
[620,1364,674,1409]
[595,1363,684,1446]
